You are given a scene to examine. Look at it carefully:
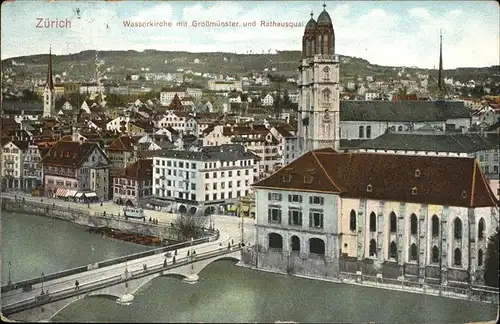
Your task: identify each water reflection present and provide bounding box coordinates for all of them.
[1,212,151,284]
[52,260,498,323]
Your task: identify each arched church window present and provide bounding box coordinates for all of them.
[323,67,330,80]
[322,88,331,102]
[317,35,322,54]
[366,126,372,139]
[307,40,312,57]
[359,126,364,139]
[323,34,329,55]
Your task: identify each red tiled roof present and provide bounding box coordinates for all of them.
[167,94,185,111]
[117,159,153,181]
[42,141,101,167]
[107,136,136,152]
[253,148,498,208]
[1,118,20,133]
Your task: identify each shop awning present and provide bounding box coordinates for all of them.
[56,188,67,197]
[229,205,238,212]
[83,192,97,198]
[65,190,77,197]
[241,206,250,213]
[75,192,84,198]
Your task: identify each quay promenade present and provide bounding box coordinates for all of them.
[1,191,256,245]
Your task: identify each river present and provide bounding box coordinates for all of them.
[1,212,151,284]
[1,211,498,323]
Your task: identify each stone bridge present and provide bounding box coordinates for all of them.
[2,248,246,322]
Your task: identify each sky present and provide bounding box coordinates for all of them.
[1,0,499,69]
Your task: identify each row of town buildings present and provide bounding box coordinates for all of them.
[1,4,499,288]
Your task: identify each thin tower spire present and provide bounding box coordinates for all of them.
[438,29,444,96]
[46,46,54,90]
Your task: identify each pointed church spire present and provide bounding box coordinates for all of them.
[46,46,54,91]
[437,30,444,96]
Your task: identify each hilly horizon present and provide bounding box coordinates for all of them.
[4,49,498,70]
[3,49,499,87]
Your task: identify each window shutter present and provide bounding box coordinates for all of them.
[309,196,312,204]
[268,192,272,201]
[299,196,302,203]
[288,210,292,225]
[268,209,271,223]
[288,194,292,202]
[278,209,282,223]
[309,212,312,227]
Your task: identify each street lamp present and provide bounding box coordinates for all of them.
[8,261,12,285]
[190,237,195,271]
[91,244,95,264]
[41,271,45,295]
[239,196,245,246]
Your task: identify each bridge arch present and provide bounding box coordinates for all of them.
[131,256,241,294]
[8,250,242,322]
[49,293,122,321]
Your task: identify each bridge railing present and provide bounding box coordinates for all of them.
[1,229,220,294]
[1,245,241,315]
[0,265,90,294]
[339,272,499,304]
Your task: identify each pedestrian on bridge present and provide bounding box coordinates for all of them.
[174,249,178,256]
[163,259,167,268]
[173,256,176,264]
[187,250,190,257]
[74,280,79,290]
[143,264,147,272]
[228,242,231,250]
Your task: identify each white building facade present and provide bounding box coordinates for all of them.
[249,148,499,286]
[152,145,259,215]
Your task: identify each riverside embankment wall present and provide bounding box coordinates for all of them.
[1,197,181,241]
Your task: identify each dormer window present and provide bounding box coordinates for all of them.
[304,175,314,184]
[461,190,467,199]
[282,174,292,183]
[412,187,418,195]
[414,169,421,178]
[366,184,373,192]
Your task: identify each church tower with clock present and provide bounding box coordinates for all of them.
[297,4,340,155]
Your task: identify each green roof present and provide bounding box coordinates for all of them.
[340,100,470,122]
[358,132,495,153]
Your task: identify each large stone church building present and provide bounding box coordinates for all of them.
[246,5,499,288]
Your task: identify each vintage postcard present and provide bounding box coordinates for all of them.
[1,0,499,323]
